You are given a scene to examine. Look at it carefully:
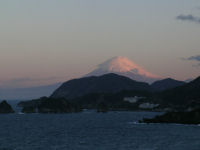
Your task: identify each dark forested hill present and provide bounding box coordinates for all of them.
[151,78,185,91]
[51,73,151,99]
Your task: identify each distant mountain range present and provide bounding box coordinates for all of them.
[0,56,193,100]
[50,74,200,111]
[0,73,186,100]
[51,73,187,99]
[19,73,200,113]
[14,56,200,114]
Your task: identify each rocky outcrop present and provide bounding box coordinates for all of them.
[140,109,200,124]
[0,100,14,113]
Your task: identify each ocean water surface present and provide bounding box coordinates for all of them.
[0,102,200,150]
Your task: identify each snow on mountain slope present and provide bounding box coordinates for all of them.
[86,56,161,83]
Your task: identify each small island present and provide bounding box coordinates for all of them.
[140,108,200,125]
[0,100,15,113]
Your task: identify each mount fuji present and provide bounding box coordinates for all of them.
[86,56,161,83]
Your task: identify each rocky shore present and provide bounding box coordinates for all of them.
[140,109,200,125]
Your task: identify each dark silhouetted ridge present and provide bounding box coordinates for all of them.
[51,73,151,99]
[151,78,185,91]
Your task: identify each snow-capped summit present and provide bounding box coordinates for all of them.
[86,56,161,83]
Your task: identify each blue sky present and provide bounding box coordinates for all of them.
[0,0,200,87]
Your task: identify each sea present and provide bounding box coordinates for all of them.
[0,100,200,150]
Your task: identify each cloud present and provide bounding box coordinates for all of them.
[176,14,200,24]
[183,55,200,67]
[187,55,200,61]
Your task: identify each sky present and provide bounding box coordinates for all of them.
[0,0,200,88]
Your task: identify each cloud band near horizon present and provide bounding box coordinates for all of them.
[184,55,200,67]
[177,14,200,24]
